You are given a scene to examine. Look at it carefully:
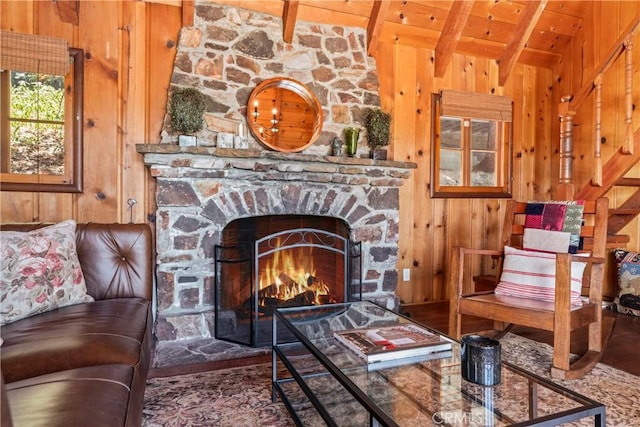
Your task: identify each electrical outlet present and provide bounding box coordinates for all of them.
[403,268,410,282]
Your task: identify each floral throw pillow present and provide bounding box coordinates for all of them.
[613,249,640,316]
[0,220,94,325]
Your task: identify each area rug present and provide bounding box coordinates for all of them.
[142,333,639,426]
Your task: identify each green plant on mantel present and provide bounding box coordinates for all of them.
[169,86,206,135]
[365,108,391,148]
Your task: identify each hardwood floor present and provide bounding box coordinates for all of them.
[400,301,640,377]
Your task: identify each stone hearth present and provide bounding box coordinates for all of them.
[137,145,416,356]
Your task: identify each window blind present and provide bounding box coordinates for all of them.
[0,31,69,76]
[440,90,513,122]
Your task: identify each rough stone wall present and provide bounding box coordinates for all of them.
[161,2,380,157]
[142,148,413,342]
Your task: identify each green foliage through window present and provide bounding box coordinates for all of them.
[8,72,66,175]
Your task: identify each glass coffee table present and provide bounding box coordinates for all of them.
[272,301,605,426]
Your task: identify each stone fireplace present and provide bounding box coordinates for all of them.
[137,146,416,347]
[136,2,417,354]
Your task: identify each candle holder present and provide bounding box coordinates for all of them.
[460,334,501,386]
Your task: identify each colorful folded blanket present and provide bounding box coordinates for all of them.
[524,200,584,253]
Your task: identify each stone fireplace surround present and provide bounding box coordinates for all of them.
[140,2,418,364]
[137,145,416,361]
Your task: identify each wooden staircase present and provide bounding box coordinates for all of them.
[561,17,640,249]
[575,128,640,248]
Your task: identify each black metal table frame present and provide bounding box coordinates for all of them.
[272,302,605,427]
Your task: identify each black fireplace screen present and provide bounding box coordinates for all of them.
[214,220,361,347]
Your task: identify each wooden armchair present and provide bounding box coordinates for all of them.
[448,198,615,379]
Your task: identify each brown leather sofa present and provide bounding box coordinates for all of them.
[0,223,154,427]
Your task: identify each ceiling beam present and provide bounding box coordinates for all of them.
[498,0,547,86]
[283,0,300,44]
[434,1,473,78]
[367,0,390,56]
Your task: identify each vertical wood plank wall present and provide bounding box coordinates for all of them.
[1,1,638,303]
[374,43,553,305]
[0,1,180,224]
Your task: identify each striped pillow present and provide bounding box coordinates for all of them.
[495,246,586,306]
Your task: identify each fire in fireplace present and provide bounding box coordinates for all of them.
[214,215,361,347]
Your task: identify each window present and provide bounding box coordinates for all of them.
[431,90,512,198]
[1,32,83,193]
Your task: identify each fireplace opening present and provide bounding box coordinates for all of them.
[214,215,362,347]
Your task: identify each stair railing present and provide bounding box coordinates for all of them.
[558,17,640,198]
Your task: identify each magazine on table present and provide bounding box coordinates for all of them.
[366,349,454,371]
[333,323,453,364]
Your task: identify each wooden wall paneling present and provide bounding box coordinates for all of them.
[1,1,33,32]
[120,1,149,224]
[412,47,435,302]
[391,44,417,304]
[35,0,74,40]
[76,1,120,223]
[507,63,526,200]
[533,67,554,200]
[145,3,182,223]
[0,192,33,222]
[447,198,472,294]
[520,65,537,201]
[432,198,447,300]
[34,193,74,223]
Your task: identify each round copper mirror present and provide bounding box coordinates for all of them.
[247,77,323,152]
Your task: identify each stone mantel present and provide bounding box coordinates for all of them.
[136,144,418,171]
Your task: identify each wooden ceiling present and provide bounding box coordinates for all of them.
[206,0,589,85]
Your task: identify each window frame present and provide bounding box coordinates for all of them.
[0,47,83,193]
[430,92,512,198]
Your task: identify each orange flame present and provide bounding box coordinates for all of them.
[258,238,334,305]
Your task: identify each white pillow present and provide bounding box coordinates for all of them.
[494,245,586,306]
[0,220,94,325]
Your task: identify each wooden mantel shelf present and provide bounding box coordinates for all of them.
[135,144,418,170]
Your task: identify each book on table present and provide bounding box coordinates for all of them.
[333,323,453,364]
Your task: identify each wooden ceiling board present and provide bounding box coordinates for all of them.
[386,2,451,30]
[378,21,560,69]
[204,0,596,78]
[542,0,590,18]
[534,7,584,37]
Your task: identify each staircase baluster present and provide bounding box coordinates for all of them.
[623,34,634,155]
[559,96,576,198]
[593,74,603,186]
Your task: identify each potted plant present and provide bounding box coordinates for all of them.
[365,108,392,160]
[169,86,206,146]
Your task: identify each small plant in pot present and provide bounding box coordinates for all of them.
[169,86,206,146]
[365,108,391,160]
